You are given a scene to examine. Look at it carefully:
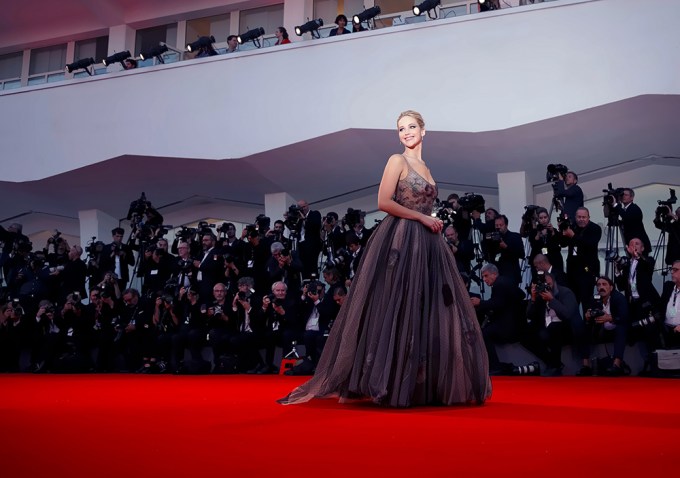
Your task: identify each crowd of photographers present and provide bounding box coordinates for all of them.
[0,195,369,375]
[438,165,680,377]
[1,173,679,377]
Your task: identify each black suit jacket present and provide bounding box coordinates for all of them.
[564,221,602,278]
[526,283,581,329]
[553,181,584,221]
[615,203,652,253]
[614,255,660,309]
[477,275,524,335]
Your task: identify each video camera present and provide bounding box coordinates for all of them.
[342,208,363,230]
[46,229,64,245]
[546,164,568,183]
[126,192,152,221]
[285,204,304,232]
[602,182,625,207]
[458,193,486,214]
[655,188,677,222]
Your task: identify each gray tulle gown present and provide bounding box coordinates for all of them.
[278,164,492,407]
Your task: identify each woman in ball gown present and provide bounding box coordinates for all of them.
[278,110,491,407]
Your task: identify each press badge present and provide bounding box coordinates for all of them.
[541,248,548,255]
[572,246,578,256]
[247,260,254,268]
[196,271,203,281]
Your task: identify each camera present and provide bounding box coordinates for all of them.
[587,295,605,320]
[632,304,657,328]
[556,212,573,232]
[279,248,290,258]
[484,231,502,242]
[46,229,63,245]
[126,192,152,221]
[655,188,677,222]
[161,294,174,306]
[546,164,569,183]
[602,182,625,206]
[10,298,24,316]
[458,193,485,214]
[615,255,630,269]
[305,280,324,297]
[342,208,363,229]
[237,290,251,301]
[85,237,105,256]
[535,271,550,294]
[255,214,271,232]
[325,248,350,268]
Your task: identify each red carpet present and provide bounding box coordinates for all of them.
[1,375,678,477]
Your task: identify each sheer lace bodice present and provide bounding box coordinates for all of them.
[394,165,438,215]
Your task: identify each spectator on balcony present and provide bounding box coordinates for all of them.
[329,15,351,36]
[274,27,291,45]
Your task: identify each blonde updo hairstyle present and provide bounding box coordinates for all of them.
[397,110,425,129]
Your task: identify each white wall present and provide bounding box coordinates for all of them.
[1,0,679,182]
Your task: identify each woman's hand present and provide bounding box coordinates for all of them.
[421,215,443,233]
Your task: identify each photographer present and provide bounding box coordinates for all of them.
[527,207,564,272]
[470,264,525,375]
[660,260,680,348]
[113,288,154,373]
[96,271,121,301]
[266,242,303,293]
[654,205,680,266]
[0,223,29,277]
[256,281,300,373]
[171,286,209,373]
[206,283,236,369]
[194,233,226,301]
[485,215,525,286]
[291,200,322,279]
[170,242,197,293]
[55,245,87,304]
[0,301,29,372]
[138,246,174,298]
[561,207,602,310]
[577,276,630,376]
[521,272,580,376]
[218,222,247,267]
[99,228,135,290]
[532,254,568,288]
[610,188,652,254]
[242,227,269,292]
[14,252,51,311]
[286,279,331,375]
[150,292,179,373]
[321,212,346,257]
[444,224,474,277]
[615,238,661,364]
[345,232,364,287]
[444,194,472,240]
[83,288,117,372]
[229,276,264,373]
[30,300,65,373]
[552,170,584,222]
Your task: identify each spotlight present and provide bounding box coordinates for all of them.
[186,35,216,52]
[102,50,131,67]
[295,18,324,38]
[65,57,95,75]
[237,27,265,48]
[478,0,499,12]
[413,0,441,18]
[140,44,169,63]
[353,6,381,27]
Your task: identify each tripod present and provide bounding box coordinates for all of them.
[603,215,622,280]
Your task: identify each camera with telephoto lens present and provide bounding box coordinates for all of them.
[587,295,605,320]
[546,164,569,183]
[631,301,657,328]
[458,193,485,214]
[10,298,25,316]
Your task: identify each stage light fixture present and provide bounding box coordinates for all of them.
[140,44,169,63]
[295,19,324,38]
[186,35,216,52]
[65,57,95,75]
[353,6,381,26]
[237,27,265,48]
[478,0,499,12]
[413,0,441,18]
[102,50,131,67]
